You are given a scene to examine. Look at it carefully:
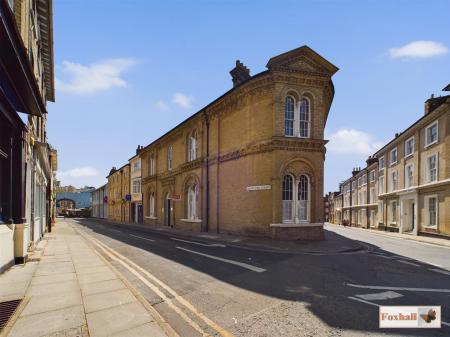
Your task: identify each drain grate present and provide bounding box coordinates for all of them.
[0,299,22,331]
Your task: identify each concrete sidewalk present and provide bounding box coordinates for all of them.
[325,222,450,249]
[82,218,365,254]
[0,222,170,337]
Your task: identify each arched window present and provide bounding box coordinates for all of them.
[149,192,155,217]
[299,98,310,138]
[148,154,155,176]
[284,96,295,136]
[188,131,197,161]
[187,185,197,219]
[298,175,309,221]
[167,145,173,170]
[282,175,293,222]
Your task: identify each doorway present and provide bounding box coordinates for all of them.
[164,194,171,227]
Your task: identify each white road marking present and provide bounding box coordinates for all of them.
[346,283,450,293]
[176,247,266,273]
[109,229,121,233]
[78,228,235,337]
[356,291,403,301]
[129,234,155,242]
[429,268,450,276]
[428,262,444,268]
[171,237,226,247]
[442,321,450,327]
[396,260,420,267]
[348,296,379,307]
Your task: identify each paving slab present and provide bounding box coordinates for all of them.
[110,322,168,337]
[30,272,77,285]
[79,278,127,296]
[77,270,117,284]
[8,305,85,337]
[84,288,136,313]
[86,301,152,337]
[26,280,80,297]
[21,291,82,317]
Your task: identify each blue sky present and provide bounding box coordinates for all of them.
[48,0,450,193]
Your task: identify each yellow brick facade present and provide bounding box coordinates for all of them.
[107,164,130,223]
[138,46,338,240]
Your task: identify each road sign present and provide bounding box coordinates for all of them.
[170,194,181,200]
[246,185,271,191]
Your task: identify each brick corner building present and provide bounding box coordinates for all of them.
[138,46,338,240]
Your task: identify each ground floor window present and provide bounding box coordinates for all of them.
[149,192,155,217]
[390,200,397,224]
[282,174,310,223]
[425,195,437,227]
[187,185,198,220]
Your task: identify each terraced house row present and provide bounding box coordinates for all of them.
[93,46,340,241]
[328,85,450,238]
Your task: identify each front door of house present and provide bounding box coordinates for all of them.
[165,195,171,226]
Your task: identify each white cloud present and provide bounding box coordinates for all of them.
[57,166,99,179]
[388,41,448,59]
[326,128,384,155]
[155,100,170,111]
[172,92,194,109]
[56,58,137,94]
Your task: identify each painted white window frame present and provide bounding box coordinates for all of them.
[149,155,156,176]
[390,170,397,192]
[167,145,173,171]
[379,156,385,171]
[298,98,310,138]
[132,179,141,194]
[149,192,155,217]
[362,174,367,186]
[379,175,385,194]
[424,194,438,228]
[389,148,398,166]
[390,200,397,224]
[426,153,438,183]
[404,136,414,158]
[284,96,295,137]
[425,120,438,148]
[405,163,414,188]
[369,170,375,182]
[369,187,375,203]
[282,174,311,223]
[187,185,198,220]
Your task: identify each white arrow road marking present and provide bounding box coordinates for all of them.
[129,234,155,242]
[348,296,379,307]
[356,291,403,301]
[176,247,266,273]
[396,260,421,267]
[346,283,450,293]
[429,268,450,276]
[171,237,226,247]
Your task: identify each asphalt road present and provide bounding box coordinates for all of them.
[68,218,450,337]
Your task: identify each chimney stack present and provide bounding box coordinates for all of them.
[230,60,251,88]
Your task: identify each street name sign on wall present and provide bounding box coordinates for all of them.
[246,185,271,191]
[170,194,181,200]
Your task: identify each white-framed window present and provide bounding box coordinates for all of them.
[149,192,155,217]
[284,96,295,136]
[425,121,438,147]
[357,177,362,187]
[132,179,141,194]
[362,174,367,186]
[379,156,385,171]
[282,174,310,223]
[427,153,438,182]
[390,200,397,223]
[297,175,309,221]
[282,175,294,221]
[370,170,375,182]
[378,201,384,224]
[357,210,361,224]
[424,195,437,227]
[405,164,414,188]
[352,180,357,189]
[132,161,140,172]
[390,171,397,192]
[188,130,197,161]
[149,154,155,176]
[167,145,173,171]
[379,175,385,194]
[299,98,310,138]
[187,185,198,219]
[390,148,398,166]
[369,187,375,203]
[405,137,414,157]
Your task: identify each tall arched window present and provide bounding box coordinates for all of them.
[299,98,310,138]
[187,185,197,219]
[149,192,155,217]
[282,175,293,222]
[298,175,309,221]
[167,145,173,171]
[284,96,295,136]
[188,131,197,161]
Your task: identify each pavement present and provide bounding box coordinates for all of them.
[0,222,173,337]
[94,218,366,254]
[325,222,450,248]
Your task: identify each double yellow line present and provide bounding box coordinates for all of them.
[77,228,235,337]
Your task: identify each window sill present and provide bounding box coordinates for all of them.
[404,153,414,159]
[424,141,438,149]
[145,216,157,220]
[180,218,202,223]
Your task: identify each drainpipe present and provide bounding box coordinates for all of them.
[205,114,210,232]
